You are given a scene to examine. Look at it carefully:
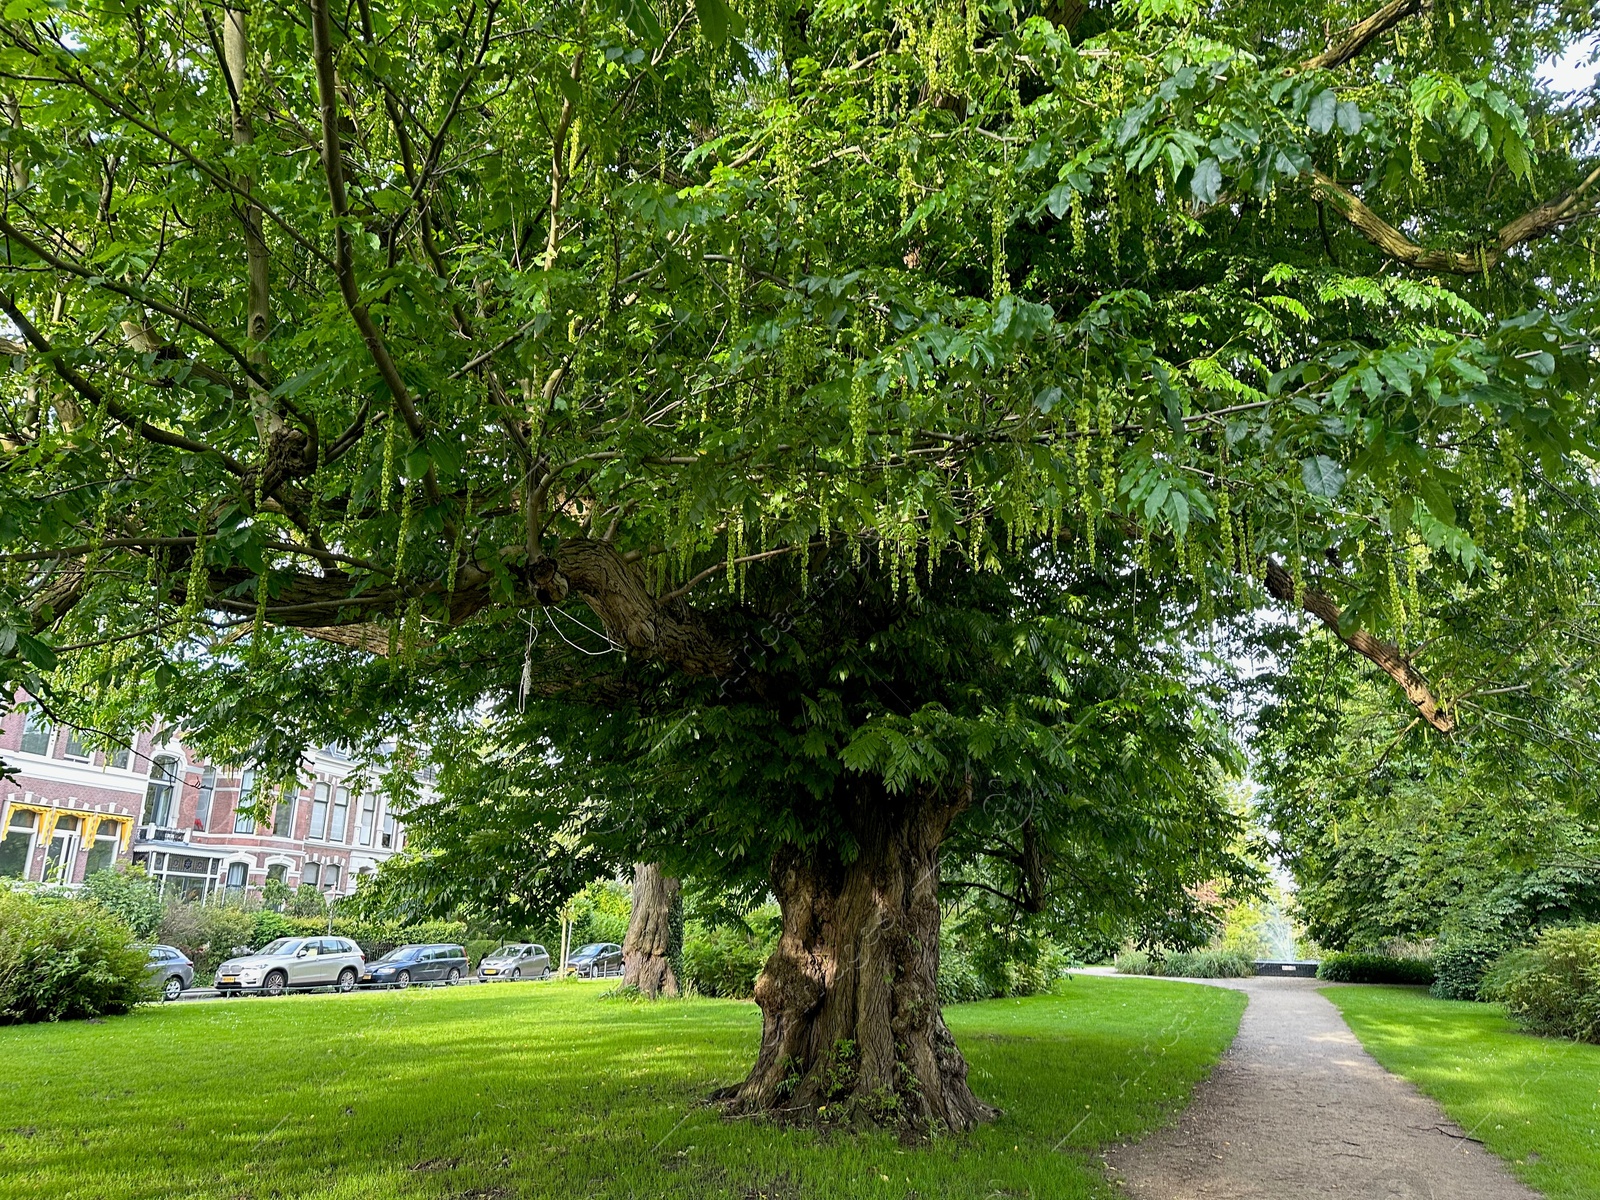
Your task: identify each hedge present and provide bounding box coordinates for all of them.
[1431,934,1516,1001]
[1315,951,1434,985]
[1114,949,1256,979]
[1482,924,1600,1043]
[0,888,151,1023]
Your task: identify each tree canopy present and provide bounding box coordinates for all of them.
[3,0,1599,1132]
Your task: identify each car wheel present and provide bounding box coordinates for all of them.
[511,968,522,981]
[337,968,357,993]
[542,966,552,979]
[395,970,411,989]
[162,976,184,1002]
[447,967,461,985]
[263,970,287,998]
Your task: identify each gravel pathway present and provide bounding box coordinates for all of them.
[1101,977,1541,1200]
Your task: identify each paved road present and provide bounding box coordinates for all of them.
[1101,976,1540,1200]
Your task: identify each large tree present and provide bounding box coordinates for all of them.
[2,0,1598,1128]
[362,544,1250,1129]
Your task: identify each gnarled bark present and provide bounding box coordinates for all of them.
[622,862,682,998]
[723,784,993,1133]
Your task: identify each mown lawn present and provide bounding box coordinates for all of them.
[0,975,1242,1200]
[1326,985,1600,1200]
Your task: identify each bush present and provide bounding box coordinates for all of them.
[1431,934,1516,1001]
[81,868,163,939]
[1482,924,1600,1043]
[1316,951,1434,985]
[465,938,501,968]
[0,889,151,1023]
[1113,949,1255,978]
[683,922,771,998]
[157,901,257,974]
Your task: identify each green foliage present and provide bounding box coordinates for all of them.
[682,923,771,999]
[940,904,1070,1000]
[1316,951,1434,985]
[0,889,150,1023]
[569,880,632,948]
[1483,925,1600,1044]
[1430,933,1519,1002]
[464,939,501,968]
[286,885,330,918]
[81,867,163,940]
[156,901,258,974]
[1113,949,1255,979]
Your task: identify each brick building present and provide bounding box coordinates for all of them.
[0,698,413,901]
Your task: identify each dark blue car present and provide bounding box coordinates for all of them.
[360,943,468,988]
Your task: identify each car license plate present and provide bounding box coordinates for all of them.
[484,968,497,975]
[221,976,237,983]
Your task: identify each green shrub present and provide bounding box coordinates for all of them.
[81,868,163,939]
[1316,951,1434,985]
[157,901,257,974]
[1431,934,1516,1001]
[937,946,992,1004]
[1482,924,1600,1043]
[0,889,150,1023]
[1113,949,1255,978]
[465,938,501,968]
[683,923,770,998]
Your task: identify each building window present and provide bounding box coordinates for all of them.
[109,743,131,770]
[309,783,330,840]
[329,786,350,843]
[42,815,81,884]
[84,829,121,875]
[19,710,52,756]
[303,861,320,887]
[62,728,91,761]
[234,769,257,833]
[0,809,37,878]
[265,862,287,884]
[225,861,248,895]
[193,766,217,829]
[380,812,395,849]
[143,755,180,828]
[357,796,376,846]
[323,863,341,890]
[272,786,295,837]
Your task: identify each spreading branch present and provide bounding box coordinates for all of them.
[1263,559,1454,733]
[1300,0,1430,72]
[1312,165,1600,275]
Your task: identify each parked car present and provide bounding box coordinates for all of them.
[477,943,552,982]
[361,943,468,988]
[566,942,624,978]
[213,937,365,997]
[146,944,194,1002]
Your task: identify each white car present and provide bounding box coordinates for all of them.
[214,936,365,997]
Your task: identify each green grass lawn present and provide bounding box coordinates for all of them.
[0,975,1242,1200]
[1326,985,1600,1200]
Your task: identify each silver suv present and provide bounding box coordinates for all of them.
[214,937,366,997]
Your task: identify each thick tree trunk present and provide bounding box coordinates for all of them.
[722,786,993,1133]
[622,863,681,998]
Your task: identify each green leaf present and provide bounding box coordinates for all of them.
[1417,473,1457,526]
[1335,100,1363,135]
[1307,89,1337,135]
[693,0,745,46]
[1190,158,1222,205]
[1301,455,1346,499]
[616,0,663,43]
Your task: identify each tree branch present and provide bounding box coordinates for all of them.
[0,291,247,475]
[1263,559,1454,732]
[1312,165,1600,275]
[1300,0,1429,72]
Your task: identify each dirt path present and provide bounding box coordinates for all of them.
[1101,977,1541,1199]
